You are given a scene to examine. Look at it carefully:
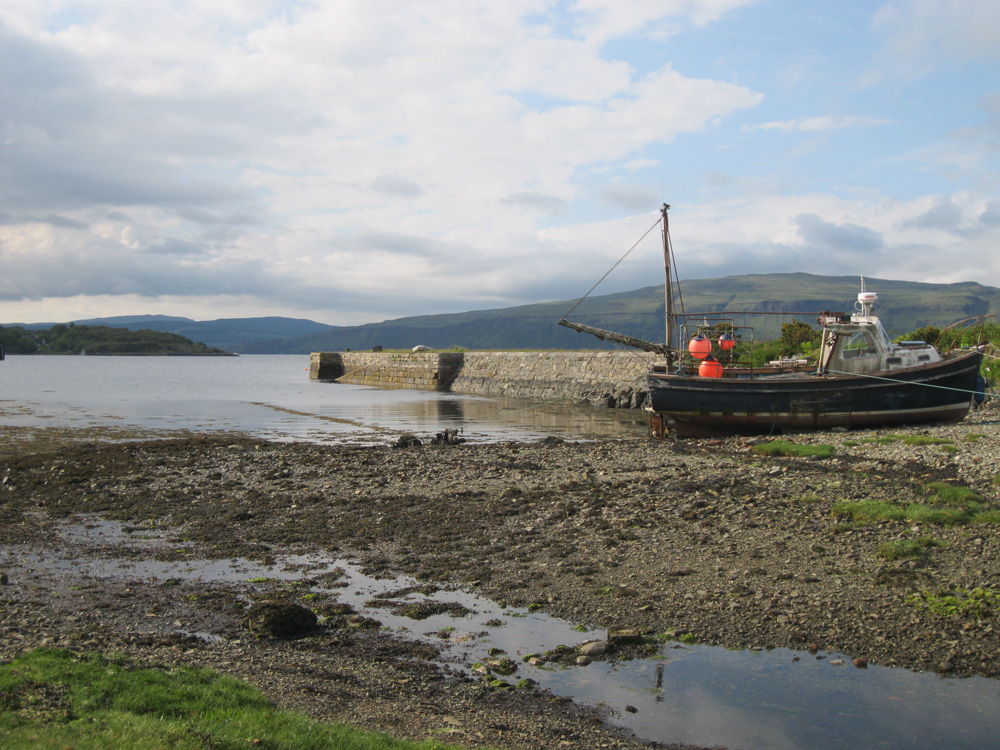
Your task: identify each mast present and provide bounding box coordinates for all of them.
[661,203,674,369]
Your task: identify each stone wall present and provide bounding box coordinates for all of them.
[450,351,651,407]
[310,350,655,408]
[310,351,464,391]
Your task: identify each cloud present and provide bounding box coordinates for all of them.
[370,175,424,198]
[742,115,893,133]
[502,192,568,215]
[865,0,1000,84]
[0,1,997,328]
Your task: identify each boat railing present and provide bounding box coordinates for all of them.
[933,314,995,356]
[676,317,758,376]
[674,310,827,379]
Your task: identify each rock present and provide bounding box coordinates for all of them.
[579,640,607,657]
[607,628,644,645]
[853,658,868,669]
[432,429,465,446]
[0,572,8,585]
[244,600,318,638]
[411,345,432,352]
[576,655,593,666]
[486,658,518,676]
[394,434,422,448]
[829,659,845,666]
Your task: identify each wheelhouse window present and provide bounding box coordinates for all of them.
[839,331,878,359]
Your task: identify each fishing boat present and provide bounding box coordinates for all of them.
[561,204,989,437]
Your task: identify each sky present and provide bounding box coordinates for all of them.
[2,0,999,326]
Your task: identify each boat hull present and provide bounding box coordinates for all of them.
[647,349,983,437]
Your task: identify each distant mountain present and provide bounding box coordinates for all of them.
[6,274,999,353]
[243,273,1000,353]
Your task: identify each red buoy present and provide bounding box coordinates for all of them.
[718,332,736,351]
[699,355,723,378]
[688,334,711,359]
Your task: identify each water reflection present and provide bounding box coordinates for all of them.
[7,518,1000,750]
[0,355,647,444]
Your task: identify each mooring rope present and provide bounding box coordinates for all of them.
[823,367,995,400]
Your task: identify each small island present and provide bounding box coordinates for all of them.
[0,323,234,356]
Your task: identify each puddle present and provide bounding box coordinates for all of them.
[5,518,1000,750]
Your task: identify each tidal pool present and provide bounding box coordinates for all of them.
[8,518,1000,750]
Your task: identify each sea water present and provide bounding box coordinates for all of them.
[0,354,646,444]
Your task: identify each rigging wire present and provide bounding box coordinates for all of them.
[560,217,661,321]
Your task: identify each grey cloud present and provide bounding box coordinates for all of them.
[1,24,266,222]
[794,214,885,255]
[598,184,659,212]
[900,199,962,231]
[0,213,88,229]
[978,202,1000,227]
[502,191,567,215]
[370,175,424,198]
[356,230,476,264]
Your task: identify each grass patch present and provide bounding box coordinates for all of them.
[832,500,905,525]
[0,649,461,750]
[842,440,860,447]
[926,482,984,509]
[902,435,953,446]
[800,494,822,504]
[904,503,970,525]
[974,510,1000,525]
[877,537,942,560]
[877,540,924,560]
[965,433,985,443]
[752,440,835,459]
[906,587,999,618]
[993,473,1000,487]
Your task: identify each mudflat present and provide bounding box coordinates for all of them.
[2,404,998,749]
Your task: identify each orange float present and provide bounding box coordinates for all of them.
[718,332,736,351]
[699,355,723,378]
[688,334,712,359]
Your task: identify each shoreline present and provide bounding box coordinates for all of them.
[2,405,999,748]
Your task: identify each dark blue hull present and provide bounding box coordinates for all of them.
[647,349,983,437]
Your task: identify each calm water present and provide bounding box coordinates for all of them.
[0,354,646,444]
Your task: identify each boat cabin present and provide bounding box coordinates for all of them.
[817,292,940,375]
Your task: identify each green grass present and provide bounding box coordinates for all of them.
[877,540,924,560]
[906,587,999,618]
[751,440,835,459]
[834,480,998,526]
[0,649,464,750]
[832,500,906,525]
[877,537,943,560]
[901,436,953,446]
[926,482,984,509]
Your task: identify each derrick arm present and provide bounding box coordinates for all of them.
[558,318,672,356]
